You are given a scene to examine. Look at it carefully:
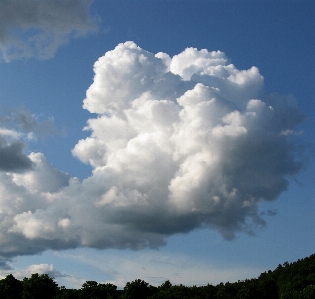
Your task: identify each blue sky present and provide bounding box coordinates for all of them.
[0,0,314,289]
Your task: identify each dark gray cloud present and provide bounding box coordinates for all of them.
[0,259,13,271]
[0,0,96,61]
[1,107,60,139]
[260,209,278,216]
[0,138,32,172]
[0,107,62,172]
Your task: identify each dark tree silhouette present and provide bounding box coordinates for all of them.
[80,280,118,299]
[55,286,80,299]
[22,273,57,299]
[122,279,157,299]
[0,274,23,299]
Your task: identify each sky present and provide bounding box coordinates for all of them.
[0,0,314,290]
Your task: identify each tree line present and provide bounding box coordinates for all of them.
[0,253,314,299]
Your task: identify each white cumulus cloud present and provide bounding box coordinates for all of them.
[0,42,306,267]
[13,263,66,280]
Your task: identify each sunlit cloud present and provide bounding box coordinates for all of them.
[0,42,306,269]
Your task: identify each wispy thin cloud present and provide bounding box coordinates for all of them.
[0,0,97,61]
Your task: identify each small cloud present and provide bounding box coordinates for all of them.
[0,260,13,271]
[0,0,97,61]
[0,138,33,172]
[0,107,66,173]
[1,107,62,140]
[261,209,278,216]
[14,264,67,280]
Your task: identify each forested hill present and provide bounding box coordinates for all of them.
[0,253,314,298]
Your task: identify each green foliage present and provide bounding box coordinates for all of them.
[122,279,157,299]
[257,276,278,299]
[298,284,315,299]
[234,279,259,299]
[55,286,80,299]
[216,282,239,299]
[148,284,203,299]
[159,280,172,290]
[22,273,58,299]
[275,255,315,299]
[0,274,23,299]
[199,284,218,299]
[80,281,118,299]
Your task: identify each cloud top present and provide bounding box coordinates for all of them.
[0,42,306,265]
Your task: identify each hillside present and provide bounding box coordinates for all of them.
[0,253,314,298]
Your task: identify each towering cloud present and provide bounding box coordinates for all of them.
[0,42,306,267]
[0,0,96,61]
